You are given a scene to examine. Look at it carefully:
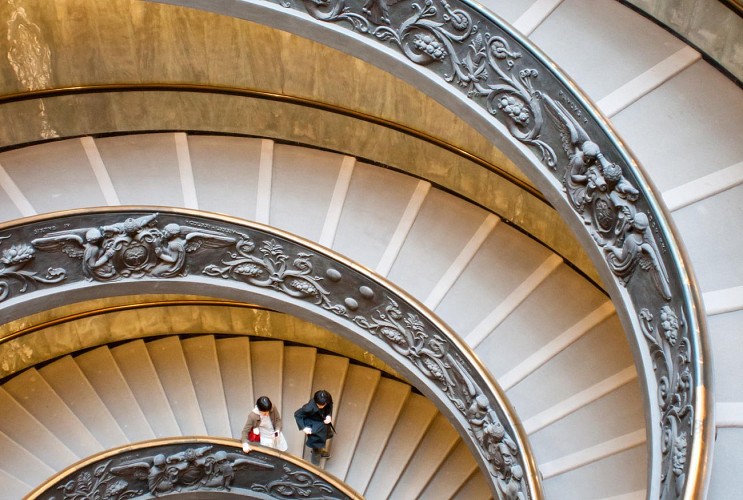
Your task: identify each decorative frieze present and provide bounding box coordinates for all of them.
[30,442,355,499]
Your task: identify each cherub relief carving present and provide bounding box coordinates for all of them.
[32,214,236,281]
[109,446,274,496]
[543,95,670,301]
[139,223,236,278]
[594,211,671,300]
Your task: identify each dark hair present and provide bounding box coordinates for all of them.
[256,396,272,412]
[313,390,331,406]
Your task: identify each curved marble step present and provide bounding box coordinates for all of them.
[0,336,489,499]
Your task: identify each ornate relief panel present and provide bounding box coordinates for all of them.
[27,439,360,499]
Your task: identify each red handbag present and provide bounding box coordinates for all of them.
[248,429,261,442]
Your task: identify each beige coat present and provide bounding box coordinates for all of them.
[241,406,282,444]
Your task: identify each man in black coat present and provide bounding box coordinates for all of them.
[294,389,334,465]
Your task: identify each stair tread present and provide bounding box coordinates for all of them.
[386,188,491,301]
[345,377,411,490]
[528,0,686,103]
[0,467,32,499]
[182,335,232,437]
[216,337,254,439]
[506,316,633,420]
[324,364,381,479]
[0,388,78,470]
[389,413,462,499]
[451,469,493,500]
[146,336,207,435]
[188,135,264,220]
[441,222,556,337]
[110,339,180,437]
[0,430,55,487]
[94,133,183,206]
[3,368,102,457]
[364,393,438,498]
[76,347,155,442]
[418,440,479,499]
[542,443,647,499]
[332,160,422,270]
[475,265,610,380]
[39,355,129,449]
[302,353,349,464]
[281,345,317,456]
[250,341,284,415]
[269,144,346,242]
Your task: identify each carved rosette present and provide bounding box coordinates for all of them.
[30,442,353,499]
[245,0,704,497]
[6,211,531,499]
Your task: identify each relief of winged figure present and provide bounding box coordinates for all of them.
[109,453,176,496]
[200,450,276,490]
[541,96,671,300]
[542,96,612,221]
[137,223,237,278]
[31,214,238,281]
[594,211,672,300]
[31,214,158,281]
[110,447,275,495]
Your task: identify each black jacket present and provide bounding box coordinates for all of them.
[294,400,333,449]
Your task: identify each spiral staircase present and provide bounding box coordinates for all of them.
[0,331,491,499]
[0,1,740,499]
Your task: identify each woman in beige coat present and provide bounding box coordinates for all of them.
[241,396,287,452]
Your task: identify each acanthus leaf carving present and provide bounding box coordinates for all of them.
[203,237,349,316]
[0,235,65,302]
[251,463,335,497]
[640,306,693,498]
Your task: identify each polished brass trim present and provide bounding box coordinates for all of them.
[24,436,364,500]
[0,298,260,343]
[0,299,403,381]
[0,83,548,205]
[720,0,743,16]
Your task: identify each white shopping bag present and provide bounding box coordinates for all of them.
[274,431,288,451]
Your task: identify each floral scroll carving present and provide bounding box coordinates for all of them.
[203,238,348,316]
[641,306,693,498]
[0,235,65,303]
